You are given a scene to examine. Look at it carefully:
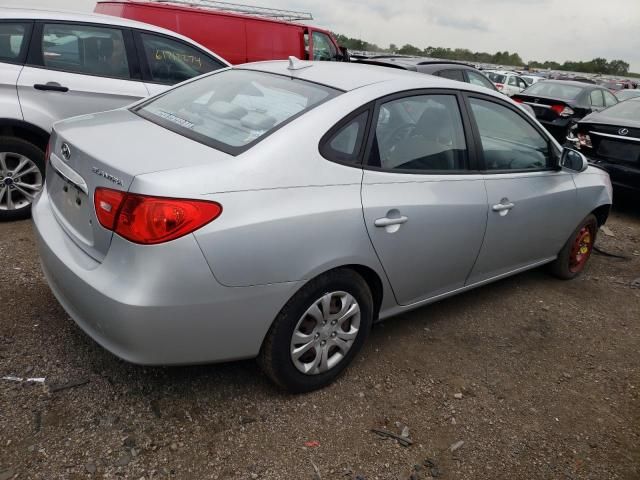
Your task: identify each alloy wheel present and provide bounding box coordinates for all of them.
[0,152,43,211]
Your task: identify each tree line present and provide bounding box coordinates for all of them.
[334,34,633,76]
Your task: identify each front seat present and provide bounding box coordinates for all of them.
[387,105,454,170]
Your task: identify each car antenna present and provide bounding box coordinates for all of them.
[287,56,312,71]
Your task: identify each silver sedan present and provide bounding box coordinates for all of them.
[33,59,612,392]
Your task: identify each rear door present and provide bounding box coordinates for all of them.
[463,94,577,284]
[0,21,32,121]
[17,21,149,133]
[134,30,227,96]
[361,90,488,305]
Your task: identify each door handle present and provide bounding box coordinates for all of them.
[492,201,515,212]
[374,215,408,227]
[34,83,69,93]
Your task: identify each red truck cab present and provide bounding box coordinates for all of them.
[95,0,347,65]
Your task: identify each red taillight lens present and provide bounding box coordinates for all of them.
[95,188,127,230]
[551,104,564,115]
[94,188,222,245]
[512,97,523,103]
[496,83,504,90]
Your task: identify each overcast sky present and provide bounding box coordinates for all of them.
[3,0,640,71]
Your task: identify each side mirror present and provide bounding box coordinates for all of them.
[561,147,589,172]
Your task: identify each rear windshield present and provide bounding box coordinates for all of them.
[486,73,506,83]
[523,82,583,100]
[600,98,640,121]
[135,69,340,154]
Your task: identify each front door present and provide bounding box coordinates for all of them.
[17,22,149,132]
[464,95,578,284]
[361,92,488,305]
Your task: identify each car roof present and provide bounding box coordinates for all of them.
[238,60,505,95]
[0,6,230,64]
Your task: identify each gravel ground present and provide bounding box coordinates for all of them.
[0,204,639,480]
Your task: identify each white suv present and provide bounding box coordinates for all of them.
[0,8,229,220]
[484,70,529,97]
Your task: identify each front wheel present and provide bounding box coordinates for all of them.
[258,269,373,393]
[549,214,598,279]
[0,137,45,221]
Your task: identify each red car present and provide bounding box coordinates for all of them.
[96,0,347,64]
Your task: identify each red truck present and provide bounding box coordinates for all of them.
[95,0,348,65]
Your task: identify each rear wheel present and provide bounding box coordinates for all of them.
[0,137,45,221]
[258,269,373,393]
[549,214,598,279]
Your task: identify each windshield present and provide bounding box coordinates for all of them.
[136,69,340,154]
[600,98,640,120]
[487,72,506,84]
[523,82,583,100]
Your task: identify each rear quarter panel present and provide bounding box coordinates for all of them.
[0,62,23,120]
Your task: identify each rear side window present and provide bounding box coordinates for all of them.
[469,98,550,171]
[603,90,618,107]
[321,111,369,164]
[487,73,506,84]
[438,69,464,82]
[136,69,339,154]
[369,94,467,172]
[0,23,29,63]
[42,24,130,78]
[139,32,225,84]
[590,90,604,107]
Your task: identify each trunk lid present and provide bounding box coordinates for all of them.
[512,94,570,122]
[47,109,232,261]
[579,121,640,165]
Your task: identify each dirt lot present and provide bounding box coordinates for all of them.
[1,203,639,480]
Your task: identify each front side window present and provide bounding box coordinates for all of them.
[137,69,339,153]
[42,24,130,78]
[590,90,604,107]
[140,33,225,84]
[369,94,467,171]
[603,90,618,107]
[0,23,27,62]
[467,70,495,90]
[312,32,337,61]
[469,97,550,171]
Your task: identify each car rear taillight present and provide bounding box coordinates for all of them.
[95,188,127,230]
[495,83,504,90]
[551,104,575,117]
[512,97,523,103]
[94,188,222,245]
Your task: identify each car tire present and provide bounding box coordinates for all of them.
[258,269,373,393]
[0,136,45,222]
[549,214,598,280]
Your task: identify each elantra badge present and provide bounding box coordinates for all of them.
[92,167,123,186]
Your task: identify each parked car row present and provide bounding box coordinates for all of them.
[0,3,625,393]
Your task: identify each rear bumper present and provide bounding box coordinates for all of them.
[585,157,640,193]
[32,185,301,365]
